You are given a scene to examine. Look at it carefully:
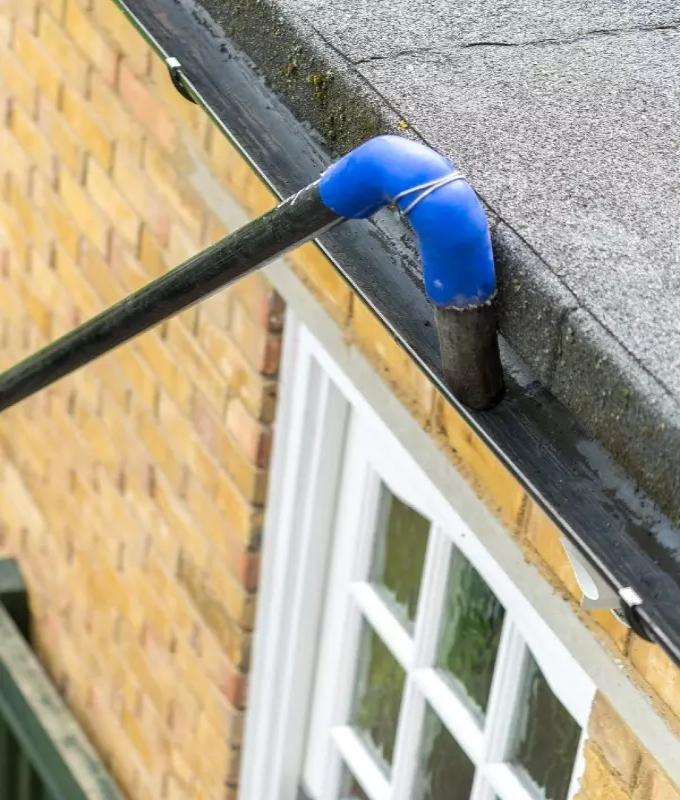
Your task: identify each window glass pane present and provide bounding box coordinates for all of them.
[413,703,476,800]
[338,766,371,800]
[512,651,581,800]
[352,623,406,774]
[370,485,429,629]
[436,550,505,716]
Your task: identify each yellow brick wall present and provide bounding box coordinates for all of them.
[0,1,678,799]
[0,1,279,797]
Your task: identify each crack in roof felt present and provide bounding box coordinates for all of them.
[352,20,680,63]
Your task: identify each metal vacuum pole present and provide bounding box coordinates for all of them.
[0,136,504,413]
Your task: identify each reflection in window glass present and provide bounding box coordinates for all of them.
[413,704,476,800]
[436,550,505,716]
[352,623,406,774]
[512,651,581,800]
[338,766,371,800]
[370,486,429,630]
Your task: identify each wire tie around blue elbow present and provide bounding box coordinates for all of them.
[391,171,466,215]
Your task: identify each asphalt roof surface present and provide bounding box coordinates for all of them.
[197,0,680,517]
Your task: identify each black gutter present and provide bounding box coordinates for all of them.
[118,0,680,664]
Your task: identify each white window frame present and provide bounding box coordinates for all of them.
[240,310,595,800]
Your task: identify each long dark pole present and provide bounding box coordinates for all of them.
[0,183,338,413]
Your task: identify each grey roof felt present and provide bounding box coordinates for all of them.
[197,0,680,518]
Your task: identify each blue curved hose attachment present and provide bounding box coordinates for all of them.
[318,135,495,309]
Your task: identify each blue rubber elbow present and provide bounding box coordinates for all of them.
[318,135,495,309]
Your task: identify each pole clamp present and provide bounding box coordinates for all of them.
[165,56,197,104]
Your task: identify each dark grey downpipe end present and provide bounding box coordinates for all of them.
[434,301,504,410]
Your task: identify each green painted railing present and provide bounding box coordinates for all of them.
[0,559,123,800]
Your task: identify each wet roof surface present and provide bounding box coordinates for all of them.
[196,0,680,516]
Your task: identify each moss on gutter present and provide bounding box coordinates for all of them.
[194,0,391,154]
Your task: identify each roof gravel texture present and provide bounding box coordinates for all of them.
[197,0,680,520]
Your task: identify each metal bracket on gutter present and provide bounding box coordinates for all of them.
[113,0,680,665]
[165,56,197,104]
[559,538,654,641]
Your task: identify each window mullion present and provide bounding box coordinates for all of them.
[390,526,450,799]
[481,618,528,765]
[389,676,426,800]
[412,527,451,668]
